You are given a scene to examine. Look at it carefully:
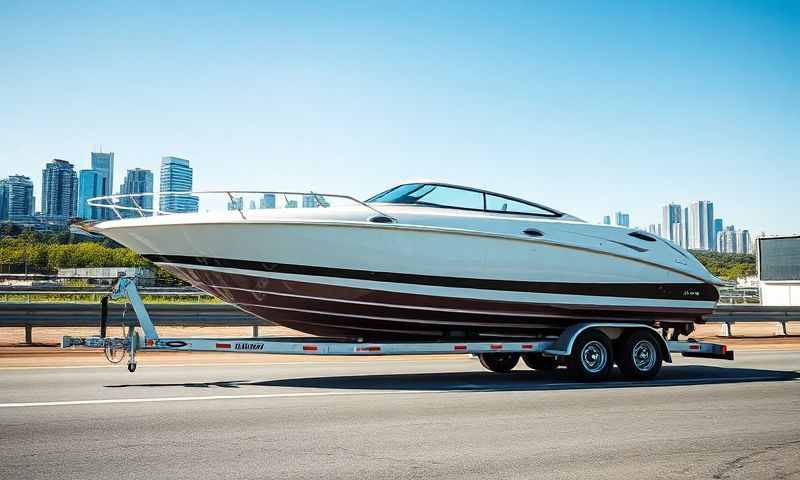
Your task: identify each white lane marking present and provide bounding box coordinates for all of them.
[0,357,472,371]
[1,376,796,409]
[0,390,429,408]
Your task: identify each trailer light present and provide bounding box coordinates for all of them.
[145,339,154,347]
[689,344,700,350]
[302,345,318,351]
[522,344,533,349]
[721,345,728,354]
[216,343,232,349]
[490,344,503,350]
[357,346,381,352]
[454,345,467,351]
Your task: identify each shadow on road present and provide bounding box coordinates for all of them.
[105,365,799,391]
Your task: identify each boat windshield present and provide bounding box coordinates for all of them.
[366,183,560,217]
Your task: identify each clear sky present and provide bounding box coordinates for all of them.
[1,1,797,234]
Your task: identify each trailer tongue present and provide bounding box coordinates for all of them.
[61,276,733,380]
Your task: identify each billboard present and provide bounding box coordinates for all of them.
[759,236,800,281]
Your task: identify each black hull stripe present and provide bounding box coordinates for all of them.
[144,254,720,302]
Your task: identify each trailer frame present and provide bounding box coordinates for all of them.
[60,276,734,375]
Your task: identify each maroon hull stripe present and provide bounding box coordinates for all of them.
[146,254,719,302]
[162,266,709,339]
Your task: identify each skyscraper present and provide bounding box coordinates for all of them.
[91,152,115,219]
[303,194,321,208]
[41,159,78,222]
[614,211,630,227]
[227,196,244,211]
[77,169,102,219]
[688,201,714,250]
[0,175,34,221]
[259,194,276,209]
[159,157,198,213]
[719,225,737,253]
[661,203,682,242]
[119,168,154,216]
[602,215,611,225]
[683,207,689,248]
[736,229,752,254]
[713,218,723,252]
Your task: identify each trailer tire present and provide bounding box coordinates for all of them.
[479,353,520,373]
[567,330,613,381]
[617,330,662,380]
[522,353,558,371]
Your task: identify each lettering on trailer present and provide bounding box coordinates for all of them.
[682,290,701,297]
[234,343,264,351]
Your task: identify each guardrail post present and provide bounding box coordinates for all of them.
[100,296,108,338]
[252,325,259,337]
[24,325,32,344]
[719,321,733,337]
[775,320,788,336]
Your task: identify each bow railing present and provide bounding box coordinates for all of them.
[86,190,394,220]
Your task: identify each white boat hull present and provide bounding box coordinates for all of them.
[97,217,719,339]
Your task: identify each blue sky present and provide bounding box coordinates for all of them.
[1,1,797,234]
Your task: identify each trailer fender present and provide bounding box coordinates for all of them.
[544,323,672,363]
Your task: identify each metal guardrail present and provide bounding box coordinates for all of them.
[1,302,798,344]
[706,305,800,336]
[0,303,271,344]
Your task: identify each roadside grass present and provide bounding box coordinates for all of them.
[0,293,221,304]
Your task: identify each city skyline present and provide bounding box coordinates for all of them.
[0,150,781,243]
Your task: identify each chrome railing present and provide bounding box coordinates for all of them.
[87,190,395,221]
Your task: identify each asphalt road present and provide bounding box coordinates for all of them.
[1,351,799,480]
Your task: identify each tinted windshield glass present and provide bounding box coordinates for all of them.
[368,184,481,209]
[485,194,553,215]
[368,183,558,216]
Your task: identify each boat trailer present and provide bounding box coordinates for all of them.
[61,275,734,379]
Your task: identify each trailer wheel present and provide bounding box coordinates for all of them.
[567,330,613,381]
[479,353,520,373]
[522,353,558,371]
[617,330,662,380]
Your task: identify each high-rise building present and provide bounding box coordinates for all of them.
[227,196,244,211]
[672,222,684,247]
[602,215,611,225]
[736,229,752,254]
[688,201,714,250]
[713,218,723,251]
[661,203,682,242]
[718,225,737,253]
[614,211,630,227]
[259,194,276,209]
[159,157,198,213]
[91,152,114,219]
[647,224,658,235]
[0,175,35,221]
[119,168,154,217]
[303,194,321,208]
[682,207,689,248]
[77,169,102,219]
[41,159,78,222]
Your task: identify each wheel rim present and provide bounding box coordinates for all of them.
[580,340,608,373]
[632,339,657,371]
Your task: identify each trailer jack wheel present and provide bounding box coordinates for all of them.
[127,362,137,373]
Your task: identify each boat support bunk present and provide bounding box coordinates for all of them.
[61,275,734,381]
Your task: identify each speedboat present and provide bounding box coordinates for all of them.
[87,182,723,340]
